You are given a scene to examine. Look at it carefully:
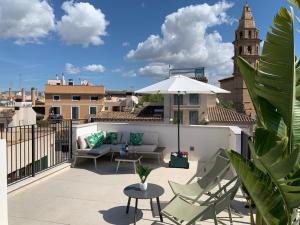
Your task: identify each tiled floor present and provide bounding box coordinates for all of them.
[8,157,252,225]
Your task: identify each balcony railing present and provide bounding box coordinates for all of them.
[0,120,72,185]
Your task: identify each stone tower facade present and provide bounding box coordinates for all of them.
[219,4,260,117]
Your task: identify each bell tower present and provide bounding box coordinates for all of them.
[219,4,260,117]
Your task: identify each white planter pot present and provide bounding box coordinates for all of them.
[139,182,148,191]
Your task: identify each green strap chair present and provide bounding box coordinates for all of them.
[162,177,240,225]
[169,154,231,202]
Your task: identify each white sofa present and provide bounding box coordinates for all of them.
[75,131,161,161]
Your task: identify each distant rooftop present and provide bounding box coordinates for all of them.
[208,106,255,124]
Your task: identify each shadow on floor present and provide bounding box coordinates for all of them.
[99,206,143,224]
[73,157,169,175]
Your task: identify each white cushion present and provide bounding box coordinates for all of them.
[77,134,90,149]
[128,145,157,152]
[142,132,159,145]
[120,132,130,144]
[90,144,111,155]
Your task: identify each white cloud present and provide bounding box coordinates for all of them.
[83,64,105,73]
[65,63,80,74]
[138,63,170,77]
[57,1,109,47]
[122,41,130,47]
[127,1,235,84]
[0,0,55,45]
[122,70,137,78]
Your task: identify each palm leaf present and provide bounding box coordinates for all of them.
[289,0,300,10]
[255,8,298,150]
[226,150,289,225]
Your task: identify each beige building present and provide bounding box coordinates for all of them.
[219,4,260,117]
[44,78,105,120]
[164,94,216,125]
[103,90,135,112]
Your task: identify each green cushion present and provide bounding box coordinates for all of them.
[130,133,143,146]
[105,132,118,144]
[86,131,106,149]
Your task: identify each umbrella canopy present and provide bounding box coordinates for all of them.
[135,75,230,94]
[135,75,230,156]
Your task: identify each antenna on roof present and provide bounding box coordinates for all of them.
[18,74,22,90]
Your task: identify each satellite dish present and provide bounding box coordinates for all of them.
[131,96,139,104]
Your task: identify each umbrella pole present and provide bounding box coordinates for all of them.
[177,94,180,155]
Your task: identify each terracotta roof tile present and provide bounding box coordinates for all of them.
[208,106,255,124]
[94,111,163,122]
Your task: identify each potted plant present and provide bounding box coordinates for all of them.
[136,164,152,191]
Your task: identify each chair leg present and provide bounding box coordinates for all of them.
[94,158,97,170]
[116,161,120,173]
[110,152,114,162]
[134,162,137,173]
[228,206,233,225]
[72,156,77,168]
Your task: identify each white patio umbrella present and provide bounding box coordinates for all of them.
[135,75,230,154]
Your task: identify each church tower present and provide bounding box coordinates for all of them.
[219,4,261,117]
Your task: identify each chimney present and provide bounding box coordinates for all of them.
[8,88,11,100]
[21,88,25,102]
[31,87,36,106]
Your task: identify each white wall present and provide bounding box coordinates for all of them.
[9,107,36,127]
[73,122,241,161]
[0,140,8,225]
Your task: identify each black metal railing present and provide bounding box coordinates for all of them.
[0,120,72,185]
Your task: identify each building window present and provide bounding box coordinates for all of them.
[248,30,252,38]
[174,111,183,124]
[189,111,199,125]
[173,95,183,105]
[189,94,199,105]
[51,107,60,115]
[105,106,109,111]
[72,95,81,101]
[53,95,60,101]
[239,46,243,55]
[89,106,97,115]
[71,107,80,120]
[247,46,252,54]
[90,96,98,101]
[239,31,243,39]
[0,123,4,132]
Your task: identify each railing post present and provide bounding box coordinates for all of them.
[31,125,35,177]
[70,120,72,159]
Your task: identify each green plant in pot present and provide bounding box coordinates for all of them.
[225,1,300,225]
[136,164,152,191]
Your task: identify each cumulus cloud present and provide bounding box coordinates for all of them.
[65,63,80,74]
[138,63,170,78]
[127,1,235,83]
[83,64,105,73]
[122,70,137,78]
[0,0,55,45]
[57,1,109,47]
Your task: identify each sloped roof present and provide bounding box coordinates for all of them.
[208,106,255,124]
[94,111,163,122]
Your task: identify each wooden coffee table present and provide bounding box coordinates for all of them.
[115,154,142,173]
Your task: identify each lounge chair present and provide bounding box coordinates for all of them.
[162,177,240,225]
[185,148,227,184]
[169,154,231,202]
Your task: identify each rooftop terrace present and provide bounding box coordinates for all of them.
[8,158,251,225]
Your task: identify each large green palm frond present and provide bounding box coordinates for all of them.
[227,6,300,225]
[227,151,289,225]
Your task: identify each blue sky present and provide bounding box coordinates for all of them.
[0,0,295,92]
